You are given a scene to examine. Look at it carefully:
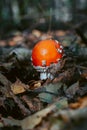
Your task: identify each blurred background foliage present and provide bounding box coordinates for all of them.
[0,0,87,36]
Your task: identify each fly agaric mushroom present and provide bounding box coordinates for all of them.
[31,39,64,80]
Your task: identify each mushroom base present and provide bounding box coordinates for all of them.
[40,72,54,80]
[33,65,54,80]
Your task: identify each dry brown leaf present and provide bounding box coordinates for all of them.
[69,96,87,109]
[69,102,80,109]
[11,80,29,94]
[21,98,67,129]
[29,80,42,90]
[2,98,67,129]
[32,30,41,38]
[55,30,66,37]
[79,96,87,108]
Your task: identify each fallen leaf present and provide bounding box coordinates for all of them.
[50,119,64,130]
[2,98,68,130]
[38,83,67,103]
[11,80,29,94]
[21,97,68,130]
[32,30,41,38]
[65,81,79,98]
[69,96,87,109]
[29,80,42,90]
[39,92,55,103]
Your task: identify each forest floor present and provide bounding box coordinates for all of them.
[0,21,87,130]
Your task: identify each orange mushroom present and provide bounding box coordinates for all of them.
[31,39,64,80]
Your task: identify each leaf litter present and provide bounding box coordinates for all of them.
[0,27,87,130]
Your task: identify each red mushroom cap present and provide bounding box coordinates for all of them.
[31,39,63,67]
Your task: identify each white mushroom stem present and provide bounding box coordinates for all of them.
[40,72,54,80]
[40,72,47,80]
